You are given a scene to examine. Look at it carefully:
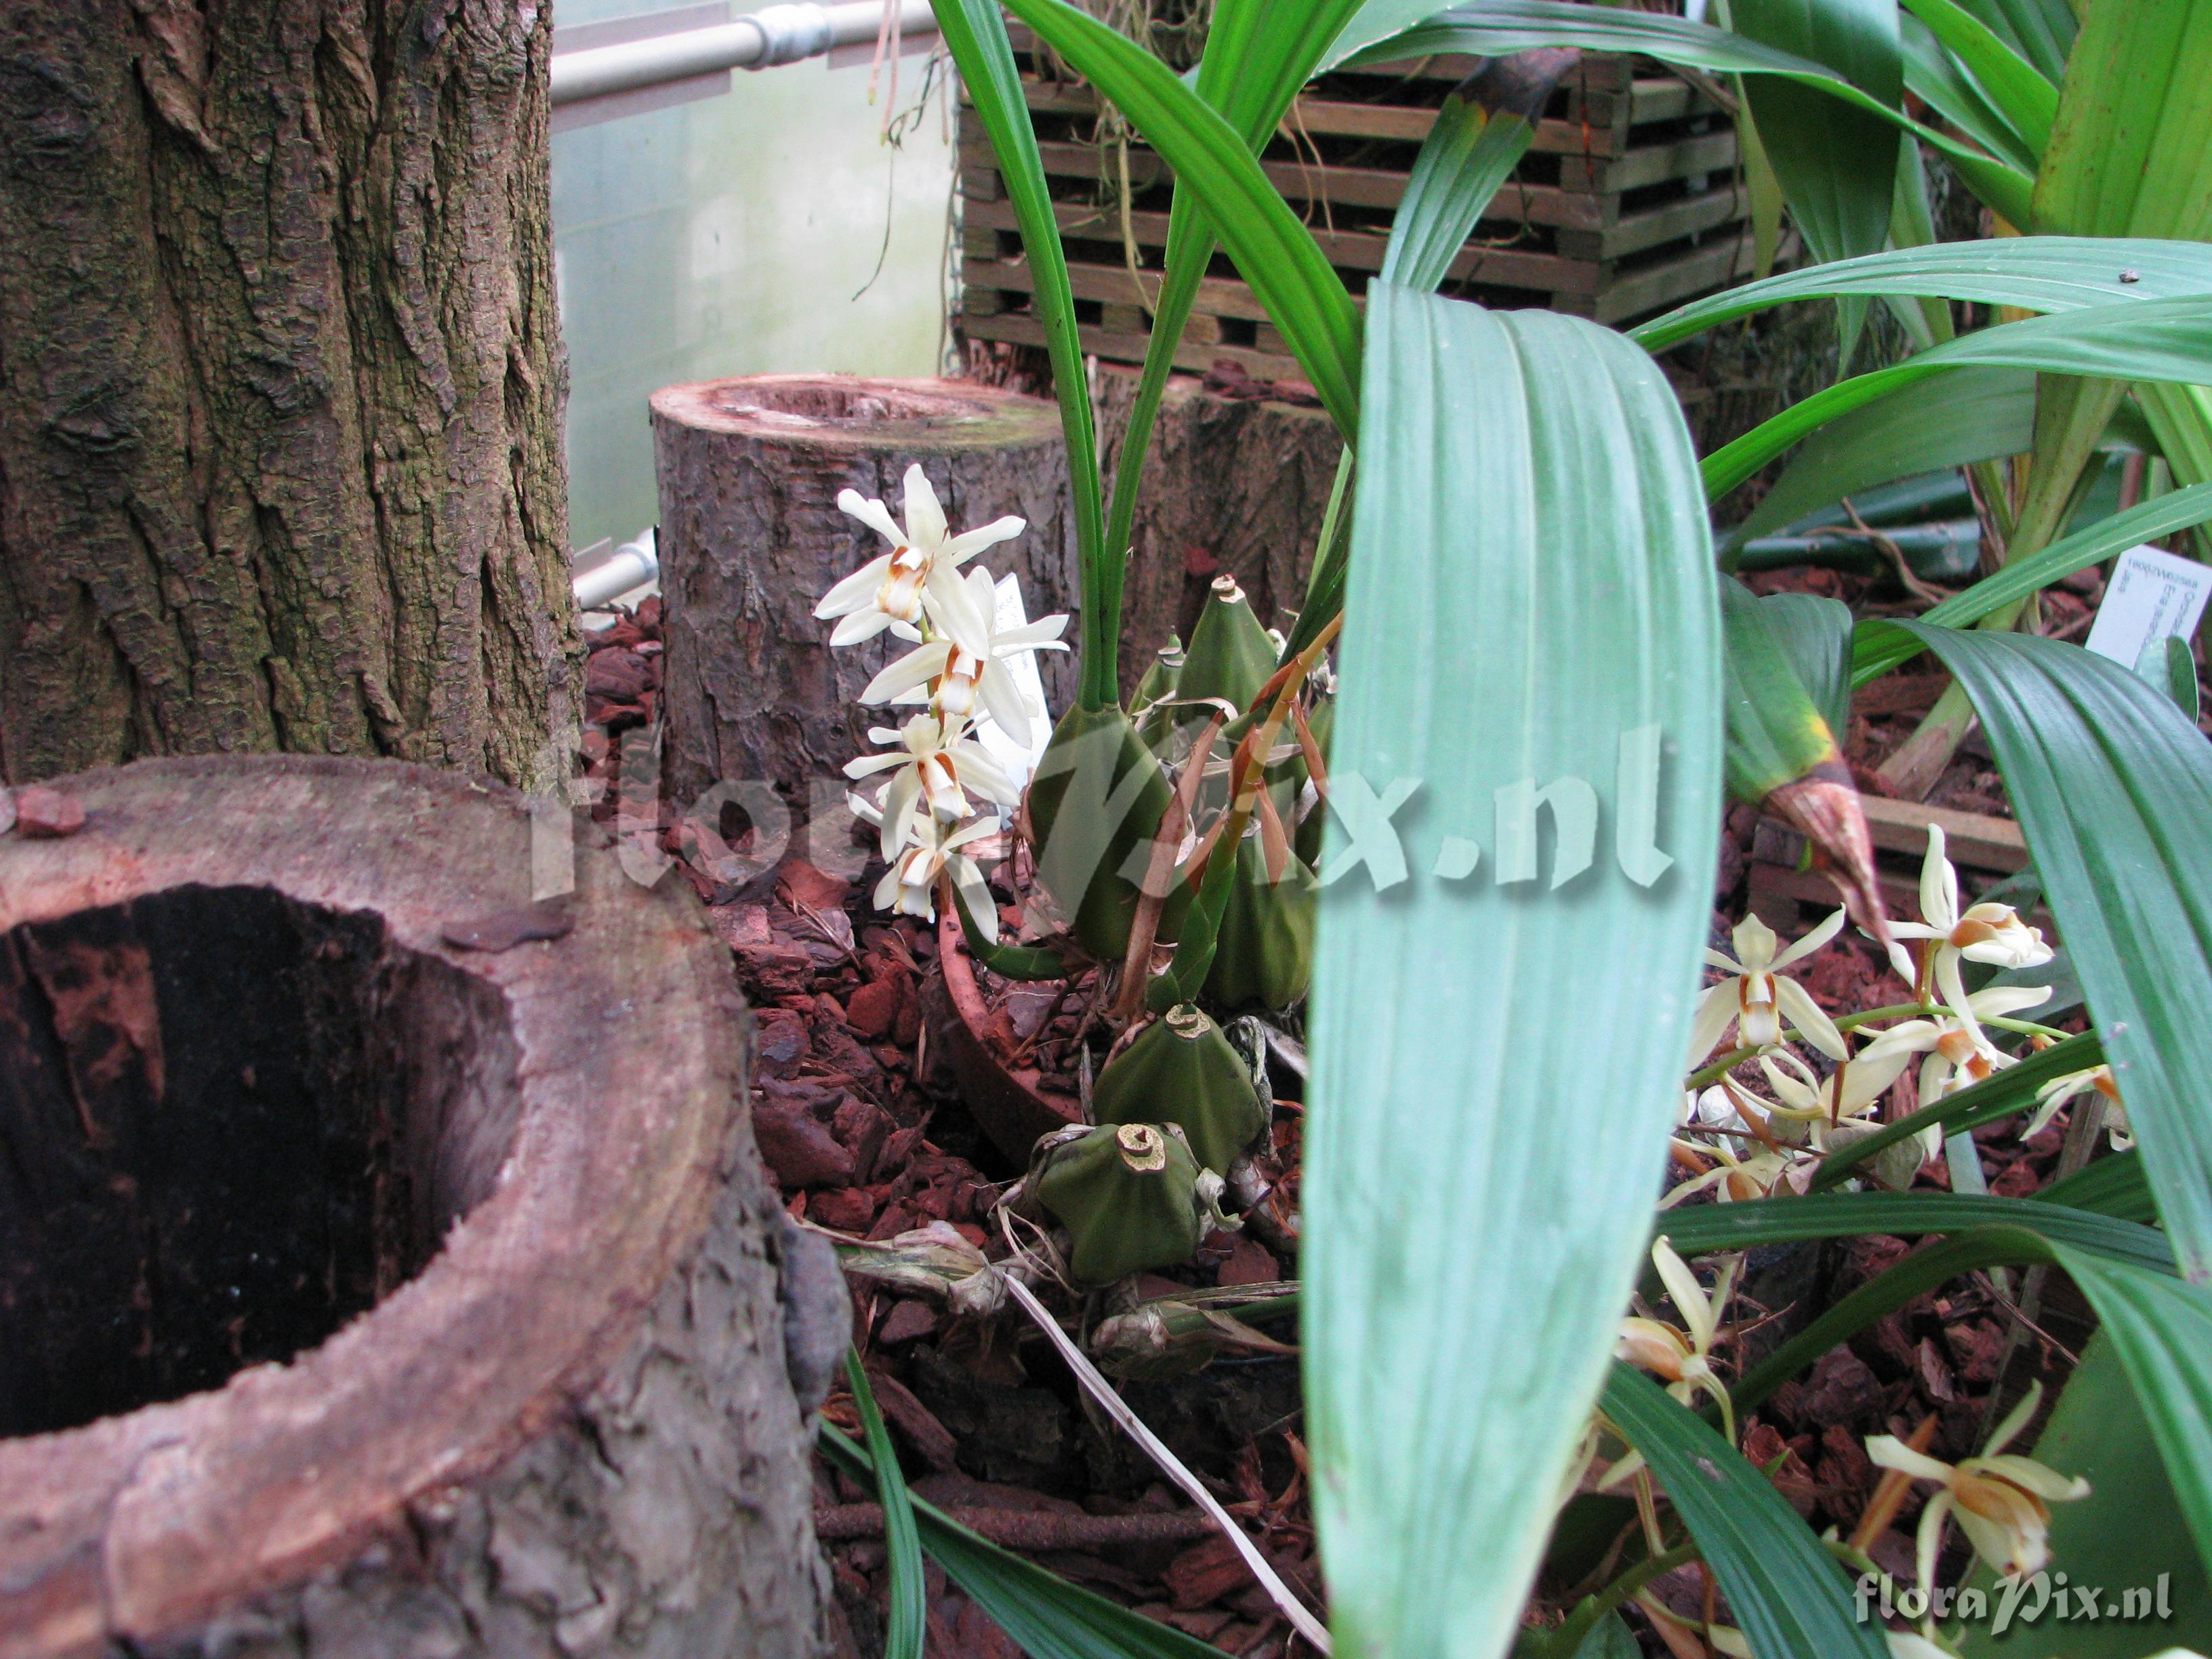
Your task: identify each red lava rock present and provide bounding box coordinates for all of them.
[752,1094,855,1188]
[866,1200,920,1241]
[878,1299,940,1347]
[1743,1420,1819,1519]
[755,1008,810,1071]
[1216,1235,1279,1288]
[928,1597,1023,1659]
[586,648,653,703]
[779,857,851,914]
[809,1185,880,1233]
[1816,1420,1877,1504]
[12,785,85,839]
[846,978,903,1042]
[950,1222,987,1249]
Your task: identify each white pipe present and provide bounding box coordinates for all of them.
[551,0,939,104]
[573,531,661,611]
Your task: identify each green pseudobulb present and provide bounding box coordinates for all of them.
[1092,1004,1269,1174]
[1028,702,1176,962]
[1033,1122,1207,1284]
[1177,575,1277,718]
[1204,836,1317,1012]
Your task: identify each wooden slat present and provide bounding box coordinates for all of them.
[964,309,1311,387]
[1592,232,1759,325]
[1557,127,1738,192]
[1557,184,1751,261]
[961,196,1601,296]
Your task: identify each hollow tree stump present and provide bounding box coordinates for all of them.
[651,375,1078,812]
[1094,369,1342,698]
[0,756,843,1659]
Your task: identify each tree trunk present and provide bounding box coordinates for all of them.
[0,1,577,791]
[651,375,1079,813]
[0,756,841,1658]
[1094,369,1342,697]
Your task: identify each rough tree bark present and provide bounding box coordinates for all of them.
[651,375,1078,811]
[1094,369,1342,697]
[0,756,843,1659]
[0,1,576,790]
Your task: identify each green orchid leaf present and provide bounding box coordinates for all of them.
[1633,236,2212,352]
[2146,632,2203,722]
[2038,1147,2154,1223]
[997,0,1361,436]
[1307,285,1719,1658]
[1383,49,1576,295]
[1851,482,2212,682]
[821,1425,1235,1658]
[1098,0,1370,702]
[1705,295,2212,503]
[1601,1364,1887,1659]
[1956,1332,2212,1658]
[844,1357,924,1659]
[928,0,1107,678]
[1334,1,2034,226]
[1748,590,1856,739]
[1658,1192,2175,1276]
[1854,627,2212,1284]
[1953,0,2072,87]
[2053,1247,2212,1584]
[1730,0,1901,363]
[1808,1031,2106,1191]
[1903,0,2056,156]
[1902,12,2041,176]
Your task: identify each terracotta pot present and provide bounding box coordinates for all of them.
[929,907,1080,1164]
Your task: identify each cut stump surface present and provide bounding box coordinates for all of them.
[0,756,837,1659]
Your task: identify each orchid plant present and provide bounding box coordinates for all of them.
[817,1,2212,1656]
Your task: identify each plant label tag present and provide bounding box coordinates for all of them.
[2085,544,2212,668]
[972,573,1054,796]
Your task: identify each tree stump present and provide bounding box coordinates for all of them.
[0,757,842,1659]
[1094,369,1343,697]
[651,376,1078,812]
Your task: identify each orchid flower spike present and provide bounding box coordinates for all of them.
[1854,983,2052,1104]
[1616,1237,1742,1443]
[2023,1063,2130,1149]
[843,713,1021,859]
[1689,909,1851,1067]
[861,565,1069,743]
[1759,1044,1915,1129]
[1887,825,2053,1008]
[1866,1381,2088,1602]
[874,813,1002,939]
[815,464,1025,646]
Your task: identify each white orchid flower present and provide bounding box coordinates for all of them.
[2022,1063,2129,1149]
[873,813,1002,939]
[843,713,1021,858]
[1616,1237,1742,1443]
[1867,1380,2088,1599]
[815,464,1025,646]
[1887,825,2053,1010]
[1689,909,1851,1066]
[860,565,1069,743]
[1855,983,2052,1104]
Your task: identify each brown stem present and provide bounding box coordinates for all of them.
[1113,712,1225,1022]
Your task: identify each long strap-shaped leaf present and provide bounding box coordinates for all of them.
[998,0,1362,436]
[844,1357,925,1659]
[1851,482,2212,682]
[1858,627,2212,1284]
[1807,1029,2106,1190]
[930,0,1108,686]
[1904,0,2055,155]
[1601,1365,1887,1659]
[1096,0,1370,702]
[1658,1189,2176,1275]
[1704,294,2212,501]
[821,1424,1235,1658]
[1305,285,1719,1659]
[1332,0,2033,227]
[1633,236,2212,352]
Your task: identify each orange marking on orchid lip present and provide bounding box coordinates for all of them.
[1951,917,2003,947]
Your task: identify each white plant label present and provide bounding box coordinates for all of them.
[2084,544,2212,668]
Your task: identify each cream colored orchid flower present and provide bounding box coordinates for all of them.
[1887,825,2053,1010]
[1616,1237,1742,1443]
[2022,1063,2130,1149]
[1759,1044,1916,1129]
[1667,1082,1810,1204]
[1867,1381,2088,1600]
[815,464,1026,646]
[1689,909,1851,1066]
[843,712,1021,858]
[861,565,1069,743]
[1855,984,2052,1104]
[872,813,1002,939]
